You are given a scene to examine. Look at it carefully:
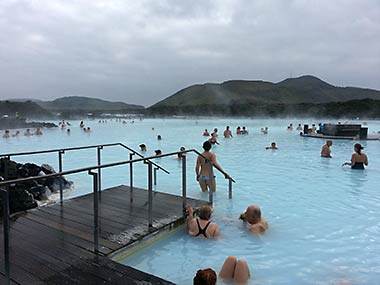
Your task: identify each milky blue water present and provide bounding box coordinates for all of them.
[1,118,380,285]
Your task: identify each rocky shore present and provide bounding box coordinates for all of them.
[0,158,73,215]
[0,117,57,130]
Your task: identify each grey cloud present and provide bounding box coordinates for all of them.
[0,0,379,106]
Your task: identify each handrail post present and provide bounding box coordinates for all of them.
[147,161,153,228]
[208,162,214,206]
[58,150,64,203]
[129,153,134,202]
[1,186,10,285]
[229,178,232,199]
[4,155,10,181]
[88,170,99,254]
[153,167,158,186]
[97,146,103,198]
[181,153,187,218]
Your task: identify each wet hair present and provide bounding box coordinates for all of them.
[203,141,212,151]
[199,205,212,220]
[193,268,217,285]
[252,207,262,219]
[354,143,363,154]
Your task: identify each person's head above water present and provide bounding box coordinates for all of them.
[245,205,262,224]
[193,268,217,285]
[203,141,212,151]
[354,143,363,154]
[198,205,212,220]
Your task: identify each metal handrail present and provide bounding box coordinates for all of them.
[0,149,234,187]
[0,142,169,201]
[0,142,169,174]
[0,148,235,284]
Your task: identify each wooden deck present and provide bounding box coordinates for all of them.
[0,185,209,284]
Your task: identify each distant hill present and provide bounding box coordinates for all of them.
[149,75,380,107]
[0,100,53,118]
[148,75,380,118]
[38,96,145,112]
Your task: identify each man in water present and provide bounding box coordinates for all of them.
[266,142,278,149]
[223,126,233,138]
[239,205,268,234]
[321,140,333,158]
[139,144,147,152]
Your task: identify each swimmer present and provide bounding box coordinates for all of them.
[154,149,162,156]
[203,129,210,136]
[195,141,229,192]
[223,126,233,138]
[261,127,268,134]
[342,143,368,170]
[208,134,219,145]
[79,121,84,128]
[193,268,217,285]
[321,140,333,158]
[287,123,293,130]
[185,205,220,238]
[211,128,218,137]
[296,124,303,130]
[177,146,186,159]
[241,126,248,134]
[194,256,250,285]
[86,127,91,132]
[157,135,162,140]
[2,130,10,138]
[219,256,250,283]
[12,130,20,137]
[266,142,278,150]
[139,144,147,152]
[24,128,32,136]
[239,205,268,234]
[236,126,241,134]
[35,128,43,135]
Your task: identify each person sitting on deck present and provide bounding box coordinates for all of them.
[186,205,220,238]
[239,205,268,234]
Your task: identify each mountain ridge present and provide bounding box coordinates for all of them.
[149,75,380,108]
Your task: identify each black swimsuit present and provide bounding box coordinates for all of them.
[351,162,365,170]
[195,219,211,238]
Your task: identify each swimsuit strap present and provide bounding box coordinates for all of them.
[195,219,211,238]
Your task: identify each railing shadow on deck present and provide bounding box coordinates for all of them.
[0,144,235,284]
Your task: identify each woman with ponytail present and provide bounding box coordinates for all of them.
[343,143,368,169]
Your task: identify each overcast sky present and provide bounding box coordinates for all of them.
[0,0,379,107]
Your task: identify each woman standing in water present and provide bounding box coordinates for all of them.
[195,141,229,192]
[342,143,368,169]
